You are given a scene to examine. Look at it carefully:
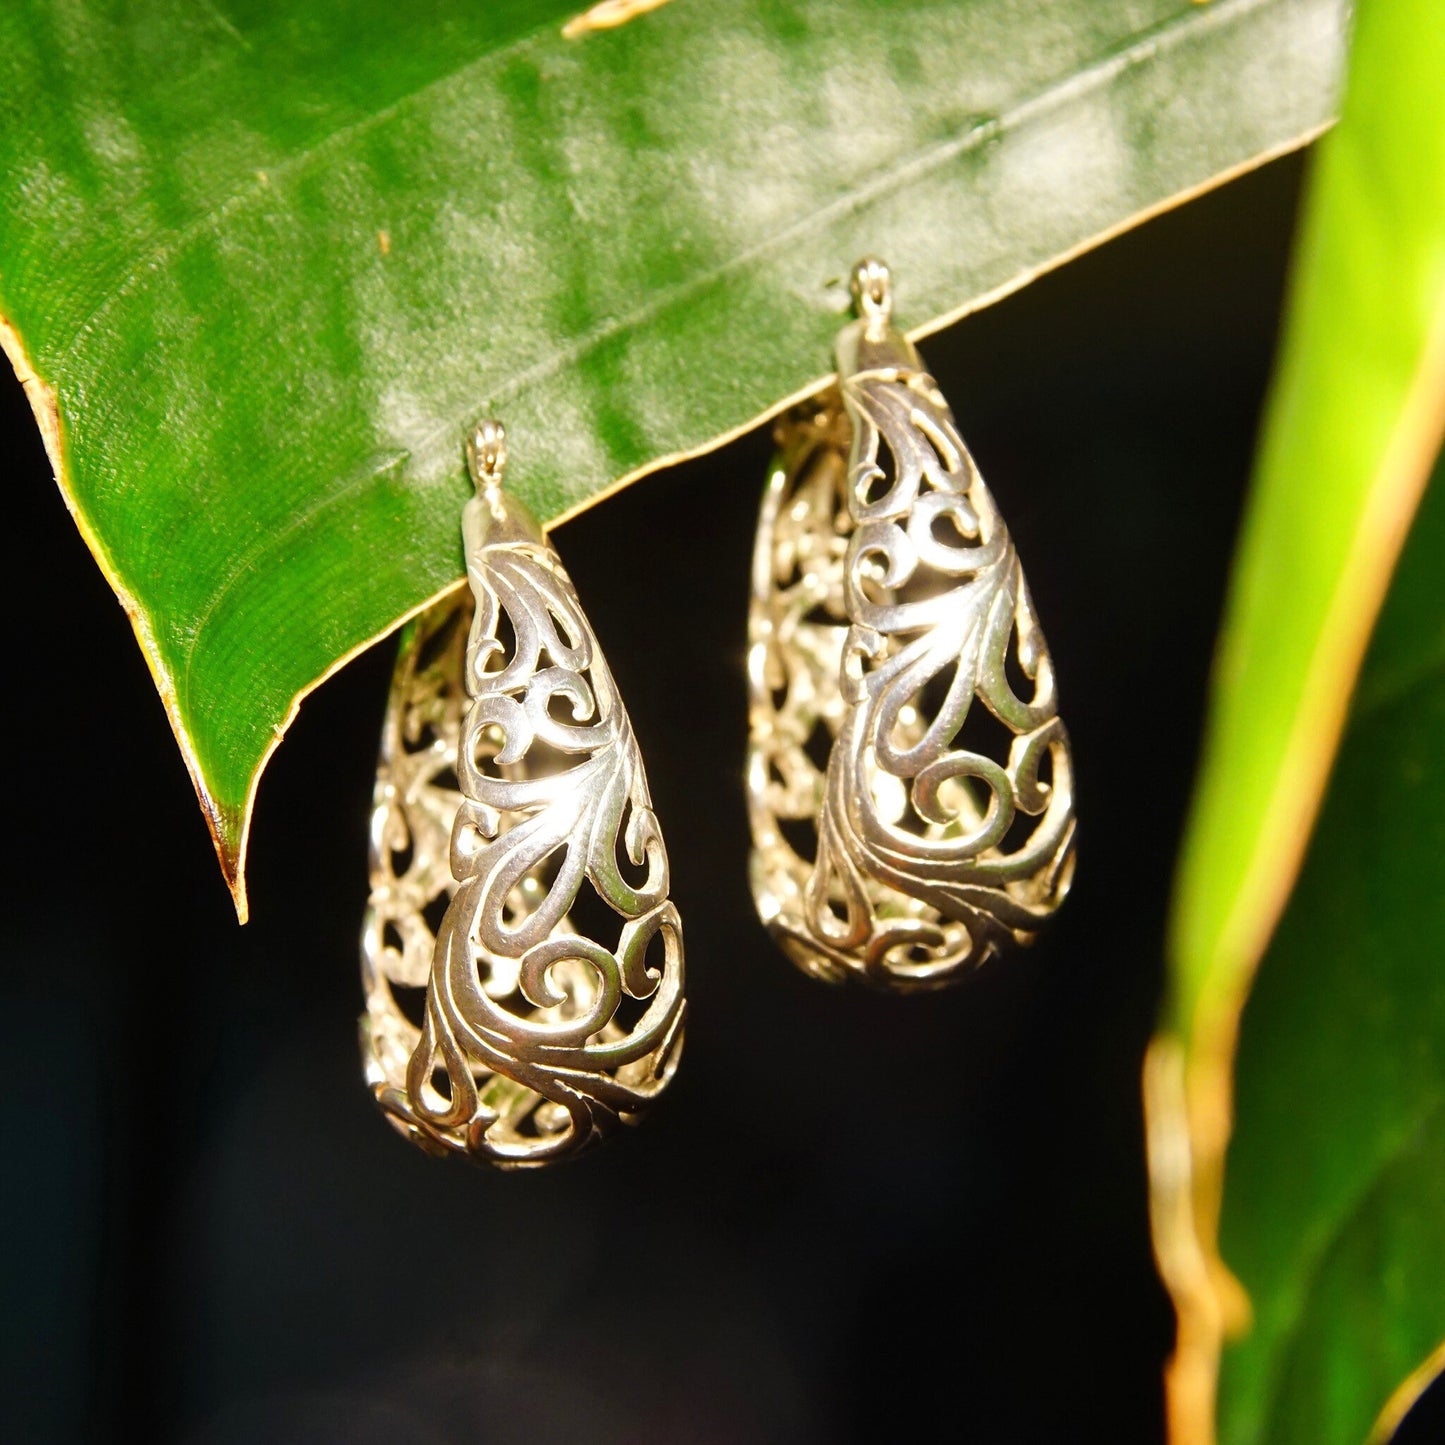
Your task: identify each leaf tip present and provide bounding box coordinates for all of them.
[205,798,251,926]
[3,315,258,922]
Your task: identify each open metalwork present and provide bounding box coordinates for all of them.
[747,259,1075,991]
[361,422,685,1166]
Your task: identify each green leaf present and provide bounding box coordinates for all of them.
[1217,456,1445,1441]
[1147,0,1445,1438]
[0,0,1345,914]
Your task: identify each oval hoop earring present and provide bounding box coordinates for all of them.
[361,421,685,1166]
[747,259,1076,992]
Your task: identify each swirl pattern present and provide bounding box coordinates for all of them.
[362,480,684,1165]
[748,302,1075,991]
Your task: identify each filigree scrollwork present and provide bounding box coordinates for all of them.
[361,423,684,1166]
[747,260,1075,992]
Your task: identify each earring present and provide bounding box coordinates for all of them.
[360,420,685,1167]
[747,259,1076,992]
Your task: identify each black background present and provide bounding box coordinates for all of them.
[4,151,1443,1444]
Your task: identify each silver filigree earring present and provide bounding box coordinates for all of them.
[747,259,1076,992]
[361,420,685,1166]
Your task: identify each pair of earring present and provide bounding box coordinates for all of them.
[359,259,1076,1169]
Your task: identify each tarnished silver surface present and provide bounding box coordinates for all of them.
[361,421,684,1166]
[747,260,1075,992]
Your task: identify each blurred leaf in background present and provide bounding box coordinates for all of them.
[0,0,1344,914]
[1149,0,1445,1439]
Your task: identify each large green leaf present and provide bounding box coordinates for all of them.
[1147,0,1445,1438]
[1217,459,1445,1444]
[0,0,1344,915]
